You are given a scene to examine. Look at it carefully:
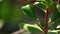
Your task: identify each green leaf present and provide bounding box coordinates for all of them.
[35,3,46,11]
[48,30,60,34]
[51,7,60,22]
[22,4,36,20]
[50,7,60,30]
[40,0,55,7]
[19,24,43,32]
[50,18,60,30]
[58,31,60,34]
[28,26,42,32]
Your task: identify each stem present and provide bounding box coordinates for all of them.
[44,8,49,34]
[35,21,42,29]
[35,7,49,34]
[35,20,44,32]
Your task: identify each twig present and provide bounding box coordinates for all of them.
[44,8,49,34]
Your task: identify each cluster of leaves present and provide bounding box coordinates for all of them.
[19,0,60,34]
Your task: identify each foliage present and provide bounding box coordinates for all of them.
[0,0,60,34]
[19,0,60,34]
